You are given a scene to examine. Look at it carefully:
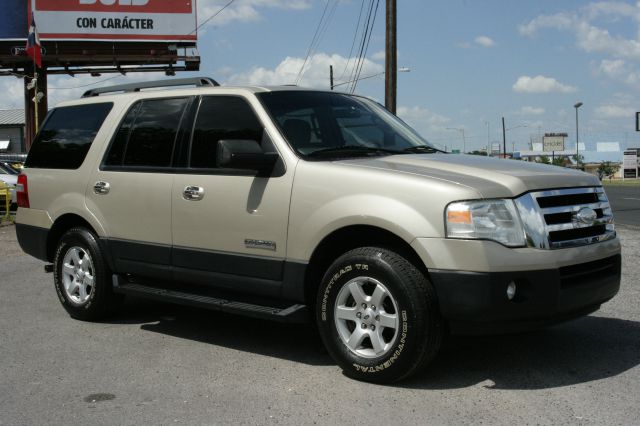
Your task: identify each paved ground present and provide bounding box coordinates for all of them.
[605,185,640,227]
[0,223,638,425]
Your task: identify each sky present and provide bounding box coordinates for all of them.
[2,0,640,156]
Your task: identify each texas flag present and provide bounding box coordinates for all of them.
[26,18,42,68]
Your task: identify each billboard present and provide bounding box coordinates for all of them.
[623,150,639,179]
[543,133,567,152]
[0,0,28,40]
[31,0,197,42]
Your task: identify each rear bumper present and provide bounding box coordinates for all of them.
[430,254,621,334]
[16,223,49,262]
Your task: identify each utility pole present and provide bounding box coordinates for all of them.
[329,65,334,90]
[502,116,506,159]
[385,0,397,114]
[574,102,583,169]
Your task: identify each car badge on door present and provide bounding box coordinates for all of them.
[245,239,277,251]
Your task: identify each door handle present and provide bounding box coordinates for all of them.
[93,181,110,195]
[183,186,204,201]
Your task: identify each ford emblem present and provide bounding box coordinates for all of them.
[576,207,597,225]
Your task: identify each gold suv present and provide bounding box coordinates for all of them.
[16,78,621,383]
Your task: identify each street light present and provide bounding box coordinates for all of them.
[574,102,583,169]
[446,127,466,153]
[501,118,528,158]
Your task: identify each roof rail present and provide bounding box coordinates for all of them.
[82,77,220,98]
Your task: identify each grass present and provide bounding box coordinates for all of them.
[602,178,640,186]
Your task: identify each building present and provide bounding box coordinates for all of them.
[0,109,25,155]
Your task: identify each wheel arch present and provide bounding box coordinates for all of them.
[46,214,100,263]
[303,225,427,306]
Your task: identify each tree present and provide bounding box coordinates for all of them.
[572,154,584,163]
[552,156,567,167]
[597,161,620,180]
[468,150,488,156]
[537,155,550,164]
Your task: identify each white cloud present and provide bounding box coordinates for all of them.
[226,53,383,88]
[519,3,640,60]
[474,36,495,48]
[397,105,452,135]
[456,42,471,49]
[197,0,312,28]
[595,93,637,119]
[598,58,626,77]
[0,78,25,109]
[595,104,635,118]
[512,75,577,93]
[1,71,189,110]
[371,51,386,61]
[519,106,546,115]
[596,58,640,87]
[519,12,574,37]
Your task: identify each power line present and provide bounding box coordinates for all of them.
[349,0,376,93]
[190,0,236,35]
[347,0,375,92]
[305,0,338,78]
[49,75,122,90]
[339,0,366,81]
[351,0,380,94]
[353,0,380,93]
[295,0,333,85]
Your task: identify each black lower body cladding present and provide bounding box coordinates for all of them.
[430,254,621,334]
[15,223,49,262]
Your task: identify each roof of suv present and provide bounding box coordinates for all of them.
[57,79,336,108]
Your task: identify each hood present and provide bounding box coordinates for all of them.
[340,153,600,198]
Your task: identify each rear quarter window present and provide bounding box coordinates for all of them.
[25,103,113,169]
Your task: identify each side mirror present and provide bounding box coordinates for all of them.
[216,139,279,173]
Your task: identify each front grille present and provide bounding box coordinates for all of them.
[515,187,616,249]
[537,192,599,208]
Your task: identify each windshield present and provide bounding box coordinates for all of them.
[258,91,440,159]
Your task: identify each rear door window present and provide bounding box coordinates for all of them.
[104,97,190,169]
[25,103,113,169]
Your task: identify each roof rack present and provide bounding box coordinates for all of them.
[82,77,220,98]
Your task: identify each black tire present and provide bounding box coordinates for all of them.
[316,247,443,383]
[53,227,121,321]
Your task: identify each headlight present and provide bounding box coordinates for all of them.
[445,199,526,247]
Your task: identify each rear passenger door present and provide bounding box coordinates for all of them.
[171,95,294,298]
[86,96,192,279]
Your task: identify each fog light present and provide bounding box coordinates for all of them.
[506,282,517,300]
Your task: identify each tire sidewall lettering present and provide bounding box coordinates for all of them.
[319,256,415,374]
[351,310,408,373]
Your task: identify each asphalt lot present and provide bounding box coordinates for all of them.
[0,223,639,425]
[605,185,640,227]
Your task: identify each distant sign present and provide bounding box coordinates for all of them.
[31,0,197,42]
[636,112,640,132]
[0,0,28,40]
[543,134,565,151]
[623,150,639,179]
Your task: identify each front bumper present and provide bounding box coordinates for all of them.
[429,254,621,334]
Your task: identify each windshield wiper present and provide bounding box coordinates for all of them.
[306,146,402,158]
[402,146,444,154]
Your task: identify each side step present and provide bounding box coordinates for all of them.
[112,275,309,323]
